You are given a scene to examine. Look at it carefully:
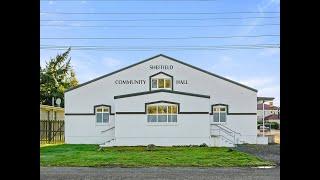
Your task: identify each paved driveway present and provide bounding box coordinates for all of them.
[41,166,279,180]
[235,144,280,165]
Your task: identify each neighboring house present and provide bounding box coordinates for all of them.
[257,97,280,121]
[265,114,280,125]
[64,54,262,147]
[40,104,64,121]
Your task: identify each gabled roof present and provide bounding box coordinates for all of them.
[265,114,280,120]
[257,103,280,110]
[65,54,258,93]
[257,97,275,101]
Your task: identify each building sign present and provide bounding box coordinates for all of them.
[176,80,188,84]
[150,65,173,70]
[115,80,146,85]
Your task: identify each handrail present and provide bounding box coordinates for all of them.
[211,125,233,137]
[219,128,235,143]
[101,126,115,133]
[220,134,234,145]
[211,128,235,143]
[216,124,241,135]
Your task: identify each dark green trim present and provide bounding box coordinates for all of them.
[65,104,115,115]
[65,54,257,93]
[116,112,145,114]
[149,72,174,91]
[209,104,256,115]
[228,113,257,115]
[114,89,210,99]
[65,113,115,115]
[179,112,209,114]
[65,113,94,115]
[116,100,208,114]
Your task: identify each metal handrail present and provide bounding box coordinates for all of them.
[211,128,235,144]
[217,124,241,135]
[101,126,115,133]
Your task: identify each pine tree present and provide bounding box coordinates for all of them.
[40,48,78,107]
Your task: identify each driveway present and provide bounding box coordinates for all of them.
[235,144,280,165]
[41,166,279,180]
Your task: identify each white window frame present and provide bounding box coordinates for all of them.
[95,106,110,126]
[212,105,227,124]
[151,78,172,90]
[147,103,178,125]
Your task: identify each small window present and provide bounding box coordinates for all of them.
[165,79,171,88]
[152,79,157,88]
[96,106,110,124]
[151,78,172,90]
[213,105,227,123]
[158,79,165,88]
[147,103,178,123]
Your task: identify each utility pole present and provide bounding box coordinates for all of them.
[262,100,265,137]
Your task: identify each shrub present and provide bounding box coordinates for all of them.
[227,148,234,152]
[199,143,208,147]
[146,144,156,151]
[270,122,280,129]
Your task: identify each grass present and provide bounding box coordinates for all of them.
[40,144,274,167]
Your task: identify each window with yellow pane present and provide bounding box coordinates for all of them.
[147,104,178,123]
[151,78,172,90]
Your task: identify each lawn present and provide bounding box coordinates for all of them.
[40,144,274,167]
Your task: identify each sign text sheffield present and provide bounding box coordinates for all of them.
[114,65,187,85]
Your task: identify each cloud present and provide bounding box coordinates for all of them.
[227,76,280,106]
[101,58,123,69]
[258,85,280,106]
[238,77,275,88]
[49,1,55,5]
[210,56,239,73]
[259,48,280,57]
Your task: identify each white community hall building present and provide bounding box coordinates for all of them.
[65,54,266,147]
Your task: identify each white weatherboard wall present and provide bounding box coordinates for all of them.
[114,92,210,146]
[65,54,258,146]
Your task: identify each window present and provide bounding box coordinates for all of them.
[147,104,178,123]
[96,106,110,124]
[151,78,171,89]
[213,105,227,123]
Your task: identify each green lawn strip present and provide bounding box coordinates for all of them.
[40,144,274,167]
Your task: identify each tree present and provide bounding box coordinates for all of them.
[40,48,78,107]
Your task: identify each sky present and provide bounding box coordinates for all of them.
[40,0,280,106]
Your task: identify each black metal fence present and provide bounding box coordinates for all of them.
[40,120,65,144]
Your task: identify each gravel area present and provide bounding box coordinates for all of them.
[41,167,279,180]
[235,144,280,165]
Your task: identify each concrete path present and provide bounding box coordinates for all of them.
[41,166,279,180]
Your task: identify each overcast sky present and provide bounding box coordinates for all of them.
[40,0,280,106]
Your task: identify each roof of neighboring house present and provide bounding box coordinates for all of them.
[257,104,280,110]
[40,104,64,111]
[265,114,280,120]
[257,97,275,101]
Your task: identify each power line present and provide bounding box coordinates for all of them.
[40,46,279,51]
[41,23,279,28]
[40,0,219,1]
[40,34,279,40]
[40,11,280,15]
[40,16,279,22]
[41,44,279,49]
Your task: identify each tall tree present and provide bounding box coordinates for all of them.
[40,48,78,107]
